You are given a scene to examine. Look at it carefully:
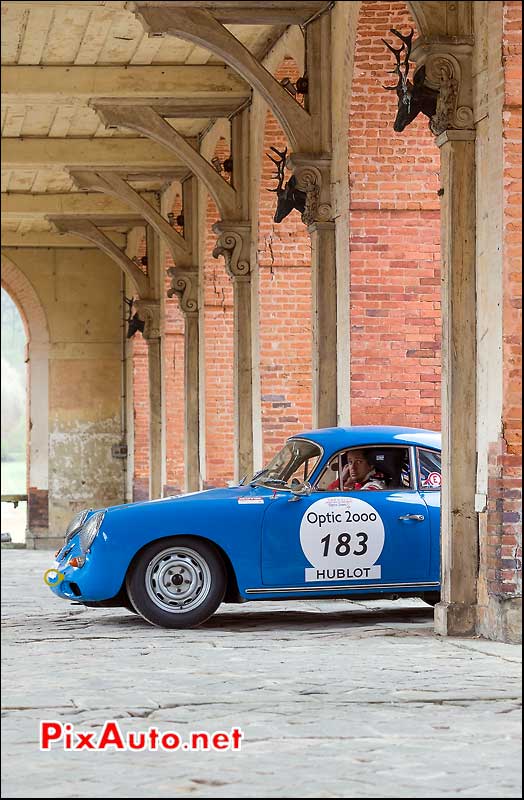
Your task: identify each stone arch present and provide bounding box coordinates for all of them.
[408,1,473,38]
[1,252,49,348]
[1,252,50,544]
[339,2,473,42]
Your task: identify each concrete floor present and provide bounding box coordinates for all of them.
[1,550,522,799]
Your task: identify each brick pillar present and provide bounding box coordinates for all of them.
[212,224,254,481]
[167,269,200,491]
[136,300,162,500]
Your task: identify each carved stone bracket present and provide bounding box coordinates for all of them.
[135,299,161,340]
[211,222,252,281]
[412,40,474,136]
[167,268,199,315]
[287,155,333,227]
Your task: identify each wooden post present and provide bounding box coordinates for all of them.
[434,130,478,636]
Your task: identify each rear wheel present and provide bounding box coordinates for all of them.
[126,537,226,628]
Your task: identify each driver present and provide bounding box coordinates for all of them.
[328,449,386,491]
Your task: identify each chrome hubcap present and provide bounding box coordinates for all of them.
[145,547,211,613]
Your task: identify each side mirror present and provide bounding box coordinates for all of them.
[288,481,312,501]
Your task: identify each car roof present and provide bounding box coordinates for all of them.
[290,425,441,450]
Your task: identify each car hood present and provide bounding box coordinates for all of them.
[102,485,252,518]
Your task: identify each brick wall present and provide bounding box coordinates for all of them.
[257,58,313,463]
[27,486,48,529]
[163,191,187,495]
[349,1,441,429]
[485,0,522,601]
[131,236,149,500]
[131,332,149,502]
[163,271,185,496]
[131,221,186,498]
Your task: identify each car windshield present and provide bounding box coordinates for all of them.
[249,439,322,489]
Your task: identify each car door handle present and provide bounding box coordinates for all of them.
[398,514,425,522]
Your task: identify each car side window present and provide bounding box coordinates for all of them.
[316,447,412,492]
[316,456,341,492]
[417,448,442,490]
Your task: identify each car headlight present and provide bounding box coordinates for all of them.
[64,509,90,544]
[79,510,106,554]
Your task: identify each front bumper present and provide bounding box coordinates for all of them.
[47,533,124,602]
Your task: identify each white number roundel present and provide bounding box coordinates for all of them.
[300,497,385,574]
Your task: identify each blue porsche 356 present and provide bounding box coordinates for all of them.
[48,426,442,628]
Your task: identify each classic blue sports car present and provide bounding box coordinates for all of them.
[47,426,442,628]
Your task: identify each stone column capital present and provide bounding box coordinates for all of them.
[411,38,474,136]
[135,298,161,340]
[307,220,336,234]
[166,267,199,316]
[212,222,252,280]
[435,129,476,148]
[286,154,333,226]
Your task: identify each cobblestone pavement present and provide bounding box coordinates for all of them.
[1,550,522,799]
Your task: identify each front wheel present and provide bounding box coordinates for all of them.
[126,537,226,628]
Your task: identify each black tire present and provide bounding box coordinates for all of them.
[421,592,440,607]
[126,537,227,629]
[122,595,138,614]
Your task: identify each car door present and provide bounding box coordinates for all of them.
[261,446,432,590]
[416,447,442,584]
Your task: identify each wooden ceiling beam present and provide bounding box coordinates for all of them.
[2,138,186,171]
[1,65,250,106]
[130,1,331,25]
[1,192,156,219]
[1,231,128,248]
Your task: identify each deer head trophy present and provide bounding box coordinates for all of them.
[382,28,439,132]
[267,146,306,224]
[124,297,145,339]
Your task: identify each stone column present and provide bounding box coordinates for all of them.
[167,269,200,492]
[135,300,162,500]
[309,221,337,429]
[413,42,478,636]
[289,157,338,428]
[212,224,253,480]
[434,129,478,636]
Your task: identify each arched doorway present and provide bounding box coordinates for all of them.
[1,253,50,547]
[1,287,27,543]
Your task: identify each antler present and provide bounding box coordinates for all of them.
[266,146,288,193]
[382,27,414,91]
[124,296,134,322]
[391,27,414,78]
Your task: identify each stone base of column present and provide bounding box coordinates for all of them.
[26,528,62,551]
[434,601,477,637]
[477,595,522,644]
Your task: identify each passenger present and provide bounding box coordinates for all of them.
[328,449,386,491]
